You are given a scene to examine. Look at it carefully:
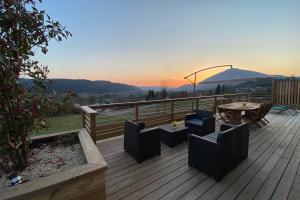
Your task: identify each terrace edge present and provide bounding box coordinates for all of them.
[1,129,107,200]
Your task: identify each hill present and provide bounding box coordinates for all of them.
[177,68,282,91]
[20,79,142,94]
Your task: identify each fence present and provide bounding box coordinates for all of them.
[80,93,259,142]
[272,79,300,107]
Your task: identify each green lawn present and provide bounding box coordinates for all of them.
[31,114,82,136]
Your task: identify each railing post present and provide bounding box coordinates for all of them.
[171,101,174,121]
[272,79,276,104]
[135,104,139,121]
[90,113,97,143]
[81,111,85,128]
[81,106,98,143]
[213,96,217,113]
[196,98,199,111]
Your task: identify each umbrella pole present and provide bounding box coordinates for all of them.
[184,65,233,112]
[192,74,196,111]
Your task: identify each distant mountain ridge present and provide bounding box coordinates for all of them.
[20,79,142,94]
[176,68,285,91]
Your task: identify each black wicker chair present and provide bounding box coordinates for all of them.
[185,110,215,136]
[188,123,249,181]
[124,120,161,163]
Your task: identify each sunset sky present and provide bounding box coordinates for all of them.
[37,0,300,87]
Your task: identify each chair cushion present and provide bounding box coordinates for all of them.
[195,110,214,119]
[272,106,289,111]
[186,119,203,126]
[204,132,219,140]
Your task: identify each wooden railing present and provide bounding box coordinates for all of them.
[81,106,98,142]
[272,79,300,107]
[80,93,261,142]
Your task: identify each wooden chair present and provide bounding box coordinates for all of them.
[243,104,267,127]
[261,103,273,123]
[217,107,234,124]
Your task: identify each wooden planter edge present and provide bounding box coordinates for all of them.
[1,129,107,200]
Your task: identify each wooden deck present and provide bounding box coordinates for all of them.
[97,113,300,200]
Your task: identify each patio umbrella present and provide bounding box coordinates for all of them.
[184,65,278,110]
[198,68,277,84]
[184,65,233,110]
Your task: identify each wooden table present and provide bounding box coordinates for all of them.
[218,102,262,124]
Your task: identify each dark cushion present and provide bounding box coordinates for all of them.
[204,132,219,140]
[185,119,204,126]
[195,110,214,119]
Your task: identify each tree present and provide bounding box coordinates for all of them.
[0,0,71,172]
[146,90,155,101]
[159,88,167,99]
[215,84,221,94]
[222,85,226,93]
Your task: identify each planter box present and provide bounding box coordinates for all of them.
[1,129,107,200]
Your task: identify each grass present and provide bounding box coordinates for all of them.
[31,114,82,136]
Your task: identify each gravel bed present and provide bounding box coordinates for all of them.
[0,138,86,189]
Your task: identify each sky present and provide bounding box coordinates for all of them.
[36,0,300,87]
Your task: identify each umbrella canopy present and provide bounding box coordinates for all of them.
[199,76,275,84]
[197,68,277,85]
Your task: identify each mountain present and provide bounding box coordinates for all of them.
[20,79,142,94]
[177,68,283,91]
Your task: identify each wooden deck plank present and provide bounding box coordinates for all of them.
[107,144,187,185]
[159,173,208,200]
[218,116,298,200]
[106,144,176,176]
[141,168,200,200]
[253,119,300,199]
[107,157,188,200]
[236,119,300,200]
[95,113,300,200]
[199,115,296,200]
[109,115,284,199]
[107,154,187,194]
[288,156,300,200]
[271,131,300,199]
[179,178,215,200]
[123,165,191,200]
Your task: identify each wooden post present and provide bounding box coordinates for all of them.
[246,94,249,102]
[90,113,97,143]
[196,98,199,111]
[135,104,139,121]
[272,80,276,105]
[213,96,217,113]
[81,111,85,128]
[171,101,174,121]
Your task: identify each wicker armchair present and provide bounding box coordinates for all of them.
[124,120,161,163]
[188,123,249,181]
[185,110,215,136]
